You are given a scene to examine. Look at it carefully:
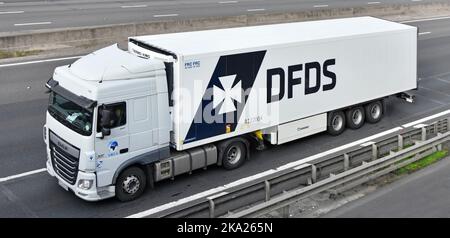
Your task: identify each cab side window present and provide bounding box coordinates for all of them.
[97,102,126,132]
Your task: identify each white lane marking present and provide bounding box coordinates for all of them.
[313,5,328,8]
[411,0,422,2]
[402,110,450,128]
[414,89,446,106]
[367,2,381,4]
[401,16,450,24]
[420,85,450,97]
[207,192,228,200]
[0,2,4,5]
[219,1,238,3]
[121,5,147,8]
[419,31,431,35]
[153,14,178,17]
[0,56,82,68]
[413,123,427,129]
[0,168,46,183]
[247,8,265,12]
[360,141,375,147]
[0,11,24,14]
[435,77,450,85]
[14,22,52,26]
[293,164,310,170]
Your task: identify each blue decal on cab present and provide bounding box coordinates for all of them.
[107,140,119,157]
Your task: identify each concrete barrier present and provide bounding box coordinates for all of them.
[0,1,449,51]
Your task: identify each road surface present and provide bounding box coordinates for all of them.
[0,0,443,32]
[0,17,449,217]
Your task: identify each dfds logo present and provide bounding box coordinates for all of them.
[267,59,336,103]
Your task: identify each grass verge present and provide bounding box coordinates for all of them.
[0,49,43,59]
[394,149,448,175]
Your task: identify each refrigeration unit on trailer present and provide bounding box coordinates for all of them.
[43,16,417,201]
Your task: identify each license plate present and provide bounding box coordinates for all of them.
[58,180,69,191]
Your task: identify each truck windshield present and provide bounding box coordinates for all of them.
[48,92,93,136]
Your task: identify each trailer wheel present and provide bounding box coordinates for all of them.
[327,111,346,136]
[365,101,383,123]
[346,106,365,129]
[222,141,246,170]
[115,166,147,202]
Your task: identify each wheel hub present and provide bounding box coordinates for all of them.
[227,146,242,165]
[371,105,381,119]
[122,175,140,194]
[352,109,363,125]
[332,115,343,131]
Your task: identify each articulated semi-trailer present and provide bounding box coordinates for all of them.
[43,16,417,201]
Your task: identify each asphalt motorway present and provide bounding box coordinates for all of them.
[0,0,444,32]
[0,18,450,217]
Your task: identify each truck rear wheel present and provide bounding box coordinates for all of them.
[222,141,246,170]
[115,166,147,202]
[346,106,365,129]
[327,111,346,136]
[365,101,383,123]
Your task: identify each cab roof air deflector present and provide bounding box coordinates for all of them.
[46,78,97,109]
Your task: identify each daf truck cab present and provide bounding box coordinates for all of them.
[44,45,174,201]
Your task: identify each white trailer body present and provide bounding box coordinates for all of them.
[129,16,417,151]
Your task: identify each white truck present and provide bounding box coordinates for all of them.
[43,16,417,201]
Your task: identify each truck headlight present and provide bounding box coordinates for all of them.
[78,179,93,190]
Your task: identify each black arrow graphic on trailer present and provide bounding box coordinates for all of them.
[184,51,267,144]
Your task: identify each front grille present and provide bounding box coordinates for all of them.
[49,131,80,185]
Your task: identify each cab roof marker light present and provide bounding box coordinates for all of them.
[45,78,58,89]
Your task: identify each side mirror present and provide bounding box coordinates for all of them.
[102,127,111,137]
[99,108,115,129]
[95,128,111,139]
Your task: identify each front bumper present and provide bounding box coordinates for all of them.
[46,159,115,201]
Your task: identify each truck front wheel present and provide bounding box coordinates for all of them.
[115,166,147,202]
[222,141,247,170]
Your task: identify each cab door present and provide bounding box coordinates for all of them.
[94,101,130,187]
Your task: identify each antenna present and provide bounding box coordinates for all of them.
[99,65,109,83]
